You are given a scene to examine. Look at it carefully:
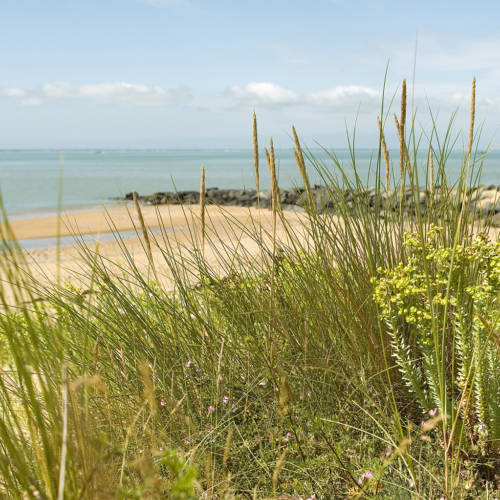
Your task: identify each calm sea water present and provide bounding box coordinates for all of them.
[0,149,498,217]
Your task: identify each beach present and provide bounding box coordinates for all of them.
[5,204,306,297]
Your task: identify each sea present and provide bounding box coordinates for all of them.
[0,149,499,218]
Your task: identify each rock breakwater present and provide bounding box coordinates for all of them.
[125,185,500,226]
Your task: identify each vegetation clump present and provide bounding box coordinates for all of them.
[0,77,498,498]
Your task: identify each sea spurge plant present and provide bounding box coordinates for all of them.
[373,228,500,453]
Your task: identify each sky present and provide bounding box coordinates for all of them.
[1,0,500,149]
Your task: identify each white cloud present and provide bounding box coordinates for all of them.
[3,81,191,107]
[42,82,75,98]
[229,82,299,105]
[40,81,190,106]
[229,82,379,109]
[306,85,379,106]
[3,87,27,98]
[3,87,42,106]
[79,82,166,99]
[20,97,42,106]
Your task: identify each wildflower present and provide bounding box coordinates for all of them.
[357,471,373,484]
[184,437,190,445]
[429,407,438,416]
[258,380,265,386]
[283,431,292,442]
[385,448,392,457]
[207,405,215,414]
[306,389,311,398]
[185,360,192,368]
[222,395,229,404]
[160,398,166,406]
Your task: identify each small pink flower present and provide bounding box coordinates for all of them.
[207,405,215,414]
[195,365,201,373]
[185,360,192,368]
[184,437,190,445]
[306,389,312,398]
[429,408,438,416]
[222,395,229,404]
[283,431,292,442]
[160,398,166,406]
[385,448,392,457]
[258,381,265,386]
[358,471,373,483]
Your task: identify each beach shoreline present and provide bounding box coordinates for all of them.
[2,204,304,298]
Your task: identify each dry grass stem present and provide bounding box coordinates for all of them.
[377,116,390,193]
[269,138,283,215]
[272,449,288,495]
[429,145,434,194]
[200,165,206,257]
[132,191,155,270]
[253,112,260,206]
[399,80,407,182]
[467,77,476,166]
[292,125,315,210]
[223,427,233,468]
[394,114,413,183]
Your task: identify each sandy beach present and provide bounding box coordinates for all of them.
[3,202,498,303]
[2,204,306,299]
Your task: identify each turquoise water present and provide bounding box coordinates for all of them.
[0,149,498,217]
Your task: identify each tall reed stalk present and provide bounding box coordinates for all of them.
[200,165,206,257]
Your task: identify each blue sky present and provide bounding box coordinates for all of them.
[1,0,500,148]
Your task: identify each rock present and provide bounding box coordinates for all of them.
[122,184,500,218]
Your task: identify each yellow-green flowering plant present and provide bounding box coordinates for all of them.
[373,227,499,454]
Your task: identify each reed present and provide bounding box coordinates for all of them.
[377,116,390,193]
[252,112,260,207]
[399,79,407,181]
[429,145,434,194]
[467,77,476,166]
[268,137,283,216]
[265,147,277,255]
[200,165,206,257]
[132,190,155,270]
[394,114,413,182]
[292,125,315,211]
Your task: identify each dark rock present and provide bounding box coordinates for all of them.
[122,184,500,218]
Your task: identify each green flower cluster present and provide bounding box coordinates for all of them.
[372,227,500,450]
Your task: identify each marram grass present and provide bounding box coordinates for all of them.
[0,78,497,499]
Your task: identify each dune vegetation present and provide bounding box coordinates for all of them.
[0,77,498,499]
